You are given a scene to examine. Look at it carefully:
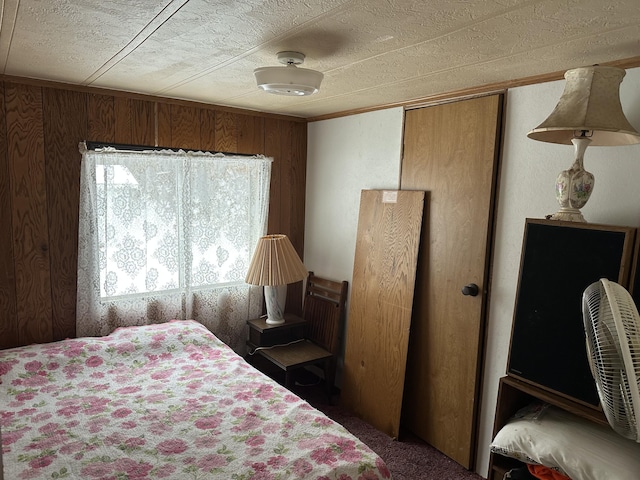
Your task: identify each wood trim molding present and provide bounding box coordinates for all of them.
[0,75,307,123]
[307,56,640,122]
[5,55,639,124]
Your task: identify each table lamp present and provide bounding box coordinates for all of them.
[245,234,308,325]
[527,65,640,222]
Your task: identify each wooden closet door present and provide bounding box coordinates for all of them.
[341,189,425,439]
[401,94,503,469]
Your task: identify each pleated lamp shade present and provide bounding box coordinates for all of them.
[245,234,308,286]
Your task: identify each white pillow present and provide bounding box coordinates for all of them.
[490,403,640,480]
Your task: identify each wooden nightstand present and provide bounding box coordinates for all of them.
[247,314,306,351]
[247,313,335,399]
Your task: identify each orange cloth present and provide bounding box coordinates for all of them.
[527,464,572,480]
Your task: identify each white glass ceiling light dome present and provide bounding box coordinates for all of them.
[254,51,323,96]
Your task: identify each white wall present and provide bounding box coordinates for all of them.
[304,107,404,289]
[305,67,640,477]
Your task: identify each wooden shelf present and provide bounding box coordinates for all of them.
[247,314,306,349]
[500,376,607,426]
[488,375,608,479]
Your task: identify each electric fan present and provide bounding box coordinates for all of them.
[582,278,640,441]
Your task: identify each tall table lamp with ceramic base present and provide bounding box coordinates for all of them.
[528,65,640,222]
[245,234,308,325]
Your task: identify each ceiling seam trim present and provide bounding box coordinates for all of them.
[152,0,361,96]
[322,13,640,75]
[319,0,546,75]
[0,0,20,75]
[312,22,640,101]
[83,0,190,85]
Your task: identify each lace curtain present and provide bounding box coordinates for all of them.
[76,144,272,354]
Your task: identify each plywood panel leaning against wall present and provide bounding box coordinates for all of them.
[341,189,425,439]
[0,77,307,350]
[401,94,504,469]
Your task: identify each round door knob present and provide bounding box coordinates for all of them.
[461,283,479,296]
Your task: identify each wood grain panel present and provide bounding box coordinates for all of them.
[280,120,304,316]
[277,121,293,237]
[43,88,87,341]
[214,111,237,152]
[156,102,172,146]
[341,190,425,439]
[289,121,306,253]
[264,119,283,235]
[237,114,264,154]
[401,94,503,468]
[6,83,53,345]
[263,119,306,315]
[87,94,115,142]
[130,99,155,146]
[170,104,200,149]
[114,97,132,144]
[200,108,217,151]
[0,81,19,348]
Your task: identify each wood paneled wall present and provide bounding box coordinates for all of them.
[0,79,307,350]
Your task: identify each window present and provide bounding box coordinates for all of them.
[76,145,271,353]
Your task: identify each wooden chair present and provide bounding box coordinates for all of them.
[257,271,348,401]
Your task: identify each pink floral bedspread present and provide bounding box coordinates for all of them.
[0,320,391,479]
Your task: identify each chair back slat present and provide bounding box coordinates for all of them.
[304,296,340,351]
[303,272,348,355]
[307,276,345,304]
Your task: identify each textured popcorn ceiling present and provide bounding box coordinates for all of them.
[2,0,639,118]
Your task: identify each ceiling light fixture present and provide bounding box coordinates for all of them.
[254,51,323,96]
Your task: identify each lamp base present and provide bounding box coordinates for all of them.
[264,284,287,325]
[266,317,285,325]
[550,207,586,222]
[553,137,593,223]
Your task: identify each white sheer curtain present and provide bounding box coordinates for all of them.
[76,144,271,354]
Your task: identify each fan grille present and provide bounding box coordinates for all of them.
[583,279,640,441]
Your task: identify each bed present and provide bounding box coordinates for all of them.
[0,320,391,479]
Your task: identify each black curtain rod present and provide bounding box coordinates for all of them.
[85,141,260,158]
